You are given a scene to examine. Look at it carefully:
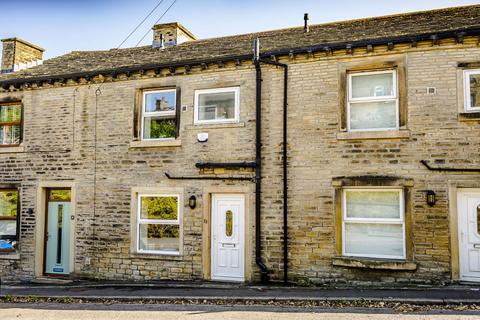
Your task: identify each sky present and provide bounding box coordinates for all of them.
[1,0,479,59]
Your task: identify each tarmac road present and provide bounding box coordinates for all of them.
[1,303,480,320]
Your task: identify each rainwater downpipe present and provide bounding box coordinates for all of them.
[253,38,289,284]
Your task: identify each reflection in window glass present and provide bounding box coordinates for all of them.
[349,100,397,130]
[351,72,394,99]
[140,196,178,220]
[345,190,400,219]
[144,91,176,113]
[48,189,71,201]
[143,117,176,139]
[139,224,179,253]
[469,73,480,109]
[198,91,236,121]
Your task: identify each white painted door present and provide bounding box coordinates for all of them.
[458,190,480,282]
[211,194,245,282]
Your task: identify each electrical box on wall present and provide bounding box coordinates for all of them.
[197,132,208,142]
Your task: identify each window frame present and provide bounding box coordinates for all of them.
[194,87,240,125]
[463,69,480,112]
[0,102,23,147]
[140,89,177,141]
[341,188,406,260]
[347,69,399,132]
[136,193,181,256]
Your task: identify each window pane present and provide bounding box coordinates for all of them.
[198,91,236,121]
[344,223,403,257]
[0,220,17,237]
[345,190,400,219]
[48,189,71,201]
[0,190,18,219]
[350,100,396,130]
[144,91,176,113]
[351,72,394,98]
[0,105,21,122]
[140,196,178,220]
[0,125,21,145]
[469,73,480,108]
[139,224,179,253]
[143,117,176,139]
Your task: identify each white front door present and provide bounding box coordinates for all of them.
[211,194,245,282]
[458,189,480,282]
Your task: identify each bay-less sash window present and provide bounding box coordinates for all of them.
[342,189,405,259]
[347,70,399,131]
[464,69,480,112]
[0,189,19,251]
[141,89,177,140]
[137,194,181,255]
[0,104,22,146]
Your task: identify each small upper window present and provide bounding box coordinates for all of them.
[347,70,398,132]
[464,69,480,112]
[0,189,19,252]
[194,87,240,124]
[0,103,22,146]
[141,89,177,140]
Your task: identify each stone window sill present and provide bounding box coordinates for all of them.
[337,129,410,140]
[185,122,245,130]
[129,139,182,148]
[458,112,480,121]
[0,251,20,260]
[0,145,25,153]
[332,256,417,271]
[130,252,183,260]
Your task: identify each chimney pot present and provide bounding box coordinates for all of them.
[304,13,309,33]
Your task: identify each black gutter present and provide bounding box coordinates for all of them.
[254,52,269,283]
[164,172,254,181]
[420,160,480,172]
[2,28,480,88]
[195,162,257,169]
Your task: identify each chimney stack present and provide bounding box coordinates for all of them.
[152,22,196,48]
[1,38,44,74]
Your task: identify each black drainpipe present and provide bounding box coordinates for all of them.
[253,38,289,284]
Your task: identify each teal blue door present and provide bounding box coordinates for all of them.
[45,202,71,275]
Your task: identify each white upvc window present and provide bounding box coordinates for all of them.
[464,69,480,112]
[194,87,240,124]
[347,70,399,132]
[141,89,177,141]
[136,193,181,255]
[342,188,405,259]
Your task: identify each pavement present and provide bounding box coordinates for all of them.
[2,281,480,305]
[2,303,480,320]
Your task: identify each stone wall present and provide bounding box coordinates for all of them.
[0,39,480,285]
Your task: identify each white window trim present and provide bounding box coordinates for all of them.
[194,87,240,125]
[141,89,177,141]
[464,69,480,112]
[347,70,399,132]
[342,188,406,260]
[136,193,181,256]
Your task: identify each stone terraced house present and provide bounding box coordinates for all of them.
[1,5,480,286]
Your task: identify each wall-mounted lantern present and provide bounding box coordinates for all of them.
[426,190,436,207]
[189,195,197,209]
